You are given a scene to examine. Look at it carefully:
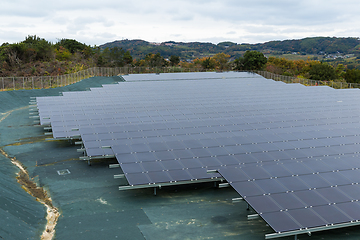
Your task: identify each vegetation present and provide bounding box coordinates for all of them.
[343,69,360,83]
[0,35,132,77]
[233,51,267,71]
[1,35,360,85]
[101,37,360,60]
[308,62,336,81]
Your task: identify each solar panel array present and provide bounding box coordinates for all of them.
[35,71,360,238]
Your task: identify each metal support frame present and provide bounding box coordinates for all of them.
[232,197,243,203]
[46,136,81,141]
[248,214,260,220]
[79,155,115,161]
[205,166,360,240]
[218,183,230,188]
[109,164,120,168]
[118,177,224,191]
[265,221,360,239]
[114,174,125,179]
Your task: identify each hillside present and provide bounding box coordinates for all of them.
[1,35,360,78]
[100,37,360,60]
[100,39,225,60]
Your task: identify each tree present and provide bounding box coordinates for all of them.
[169,55,180,66]
[123,51,133,65]
[212,53,230,70]
[23,35,53,61]
[144,53,167,67]
[99,47,131,67]
[200,57,216,70]
[109,47,125,67]
[335,64,346,79]
[344,69,360,83]
[55,46,71,61]
[55,39,88,53]
[233,50,267,71]
[309,62,336,80]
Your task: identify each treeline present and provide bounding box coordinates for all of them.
[256,37,360,54]
[0,35,134,77]
[0,35,265,77]
[1,35,360,84]
[101,37,360,60]
[266,57,360,84]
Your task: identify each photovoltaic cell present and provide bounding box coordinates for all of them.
[337,202,360,221]
[261,211,300,233]
[35,71,360,237]
[287,208,326,229]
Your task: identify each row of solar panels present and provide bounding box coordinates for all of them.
[34,72,360,238]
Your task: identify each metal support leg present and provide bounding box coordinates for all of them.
[294,234,298,240]
[154,187,157,196]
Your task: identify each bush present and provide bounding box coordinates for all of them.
[233,51,267,71]
[309,62,336,80]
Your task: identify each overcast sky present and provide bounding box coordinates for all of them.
[1,0,359,46]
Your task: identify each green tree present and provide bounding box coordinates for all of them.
[144,53,167,67]
[123,51,133,65]
[109,47,125,67]
[233,50,267,70]
[169,55,180,66]
[23,35,53,61]
[344,69,360,83]
[55,46,71,61]
[309,62,336,80]
[201,57,216,70]
[335,64,346,79]
[99,47,130,67]
[55,39,88,53]
[212,53,230,70]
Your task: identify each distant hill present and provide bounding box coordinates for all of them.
[100,37,360,60]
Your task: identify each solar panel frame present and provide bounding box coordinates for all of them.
[34,71,360,238]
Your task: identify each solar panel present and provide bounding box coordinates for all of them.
[218,160,360,237]
[34,71,360,238]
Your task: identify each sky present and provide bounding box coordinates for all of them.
[1,0,359,46]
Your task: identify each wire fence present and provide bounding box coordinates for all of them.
[1,67,358,91]
[254,71,360,89]
[0,67,206,91]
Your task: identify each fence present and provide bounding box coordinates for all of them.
[254,71,360,89]
[0,67,207,91]
[1,67,358,91]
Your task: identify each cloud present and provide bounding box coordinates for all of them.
[0,0,359,45]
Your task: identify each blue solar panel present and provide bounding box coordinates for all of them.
[34,71,360,237]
